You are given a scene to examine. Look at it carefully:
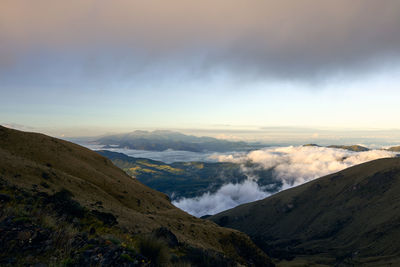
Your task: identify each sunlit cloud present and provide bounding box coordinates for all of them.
[174,146,396,216]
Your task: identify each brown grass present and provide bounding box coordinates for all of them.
[0,126,272,266]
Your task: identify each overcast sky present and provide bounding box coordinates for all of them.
[1,0,400,138]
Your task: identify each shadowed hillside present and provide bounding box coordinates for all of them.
[0,126,272,266]
[210,157,400,266]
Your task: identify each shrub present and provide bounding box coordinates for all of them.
[138,236,170,266]
[183,247,231,267]
[120,253,135,262]
[91,210,117,226]
[61,257,76,267]
[50,189,86,219]
[41,172,50,180]
[40,181,50,188]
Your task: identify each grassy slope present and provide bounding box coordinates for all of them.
[210,157,400,266]
[0,126,272,266]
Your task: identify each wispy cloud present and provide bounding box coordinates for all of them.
[173,180,269,217]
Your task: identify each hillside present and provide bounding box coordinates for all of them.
[0,126,272,266]
[210,157,400,266]
[94,130,262,152]
[97,150,280,200]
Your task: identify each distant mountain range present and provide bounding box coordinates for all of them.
[209,157,400,265]
[304,143,400,153]
[327,144,370,152]
[303,143,370,152]
[87,130,400,154]
[388,146,400,152]
[95,130,264,152]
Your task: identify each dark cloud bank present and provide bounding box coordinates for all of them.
[1,0,400,85]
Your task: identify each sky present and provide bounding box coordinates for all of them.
[1,0,400,139]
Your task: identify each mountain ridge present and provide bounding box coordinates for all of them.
[94,130,262,152]
[209,157,400,266]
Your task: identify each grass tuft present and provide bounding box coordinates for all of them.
[139,235,170,266]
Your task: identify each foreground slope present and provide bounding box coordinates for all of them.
[0,126,272,266]
[210,157,400,266]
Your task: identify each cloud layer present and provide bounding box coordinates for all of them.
[173,180,269,217]
[173,146,396,217]
[2,0,400,85]
[82,144,234,164]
